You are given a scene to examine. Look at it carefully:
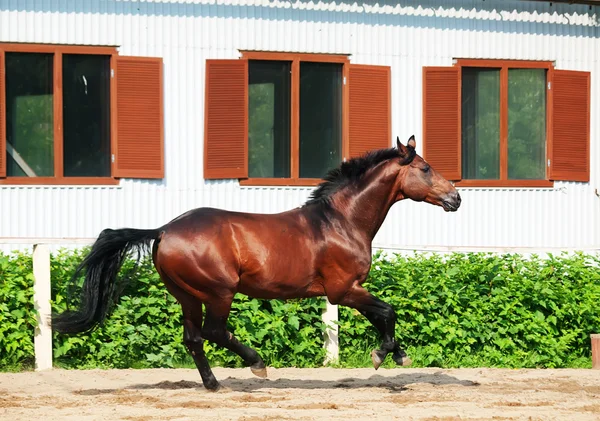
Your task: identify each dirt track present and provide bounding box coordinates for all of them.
[1,367,599,420]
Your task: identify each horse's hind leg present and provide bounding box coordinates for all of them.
[182,304,221,391]
[154,267,221,391]
[201,297,267,378]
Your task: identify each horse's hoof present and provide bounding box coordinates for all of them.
[251,366,268,378]
[371,349,386,370]
[392,351,412,367]
[205,380,222,392]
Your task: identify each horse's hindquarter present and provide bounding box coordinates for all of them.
[153,208,243,296]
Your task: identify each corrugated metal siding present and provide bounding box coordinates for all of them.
[0,0,599,251]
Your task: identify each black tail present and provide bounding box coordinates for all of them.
[52,227,161,334]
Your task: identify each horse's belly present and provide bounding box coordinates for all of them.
[237,269,320,299]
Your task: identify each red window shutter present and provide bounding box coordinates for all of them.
[422,66,461,181]
[348,64,391,158]
[204,59,248,179]
[113,56,164,179]
[549,70,590,182]
[0,50,5,178]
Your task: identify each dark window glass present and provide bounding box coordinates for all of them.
[5,53,54,177]
[461,67,500,180]
[508,68,546,180]
[248,60,291,178]
[63,54,111,177]
[299,62,342,179]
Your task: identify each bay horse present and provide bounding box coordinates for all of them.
[52,135,461,391]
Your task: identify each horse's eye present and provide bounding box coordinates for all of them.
[422,165,430,173]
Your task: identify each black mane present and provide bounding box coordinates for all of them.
[305,147,413,206]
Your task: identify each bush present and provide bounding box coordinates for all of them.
[338,251,600,369]
[1,249,598,371]
[0,252,36,370]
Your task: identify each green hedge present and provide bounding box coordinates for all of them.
[338,252,600,369]
[1,249,599,371]
[0,252,37,370]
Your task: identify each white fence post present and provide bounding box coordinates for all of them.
[33,244,53,371]
[322,298,339,364]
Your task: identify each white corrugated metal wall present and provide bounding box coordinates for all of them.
[0,0,598,252]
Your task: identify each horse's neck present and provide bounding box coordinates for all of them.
[333,171,397,241]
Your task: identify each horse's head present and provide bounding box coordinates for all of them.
[393,135,461,212]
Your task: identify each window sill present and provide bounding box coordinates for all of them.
[0,177,121,186]
[455,179,554,188]
[239,178,324,187]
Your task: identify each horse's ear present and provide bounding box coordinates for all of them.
[396,135,415,158]
[396,136,409,157]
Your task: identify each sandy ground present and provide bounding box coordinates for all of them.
[0,367,599,421]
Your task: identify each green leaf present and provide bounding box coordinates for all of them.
[288,315,300,331]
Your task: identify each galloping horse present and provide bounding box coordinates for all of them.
[53,135,461,391]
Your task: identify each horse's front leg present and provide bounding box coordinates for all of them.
[333,283,412,370]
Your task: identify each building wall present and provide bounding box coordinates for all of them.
[0,0,599,252]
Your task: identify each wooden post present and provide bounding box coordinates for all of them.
[592,334,600,370]
[322,298,339,365]
[33,244,53,371]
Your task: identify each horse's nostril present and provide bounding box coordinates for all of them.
[445,191,461,210]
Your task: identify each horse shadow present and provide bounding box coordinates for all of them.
[77,371,480,395]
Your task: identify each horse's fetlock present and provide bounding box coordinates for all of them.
[382,338,397,352]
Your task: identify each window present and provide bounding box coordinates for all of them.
[248,60,291,178]
[5,53,55,177]
[203,52,392,186]
[246,58,343,181]
[62,54,112,177]
[298,62,343,179]
[461,64,547,182]
[461,67,501,181]
[423,60,590,187]
[0,43,165,184]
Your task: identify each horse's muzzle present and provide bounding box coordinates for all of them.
[442,191,461,212]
